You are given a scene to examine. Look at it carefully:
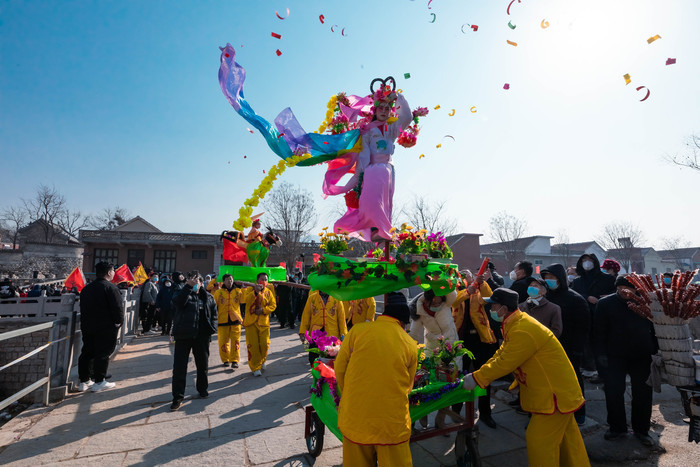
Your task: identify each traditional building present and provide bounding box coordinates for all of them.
[79,216,222,276]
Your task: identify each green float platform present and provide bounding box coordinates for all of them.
[217,265,287,283]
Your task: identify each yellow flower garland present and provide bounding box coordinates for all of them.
[231,153,312,231]
[317,94,338,134]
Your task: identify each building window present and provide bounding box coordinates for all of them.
[192,250,208,260]
[94,248,118,271]
[127,249,145,269]
[534,259,543,265]
[153,250,176,273]
[651,267,658,275]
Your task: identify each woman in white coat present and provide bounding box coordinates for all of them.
[409,289,458,352]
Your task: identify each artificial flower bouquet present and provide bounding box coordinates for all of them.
[391,223,428,257]
[318,228,352,256]
[305,330,342,360]
[420,336,474,383]
[425,232,453,259]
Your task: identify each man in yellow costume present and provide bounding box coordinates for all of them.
[242,272,276,376]
[463,288,590,467]
[299,290,347,365]
[212,274,242,369]
[343,296,376,330]
[335,292,417,467]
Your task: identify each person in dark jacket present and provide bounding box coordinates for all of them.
[275,278,294,329]
[486,262,504,291]
[170,272,218,411]
[571,254,616,379]
[155,277,175,336]
[541,263,590,425]
[520,278,563,337]
[139,273,159,334]
[509,261,534,304]
[594,275,657,446]
[77,261,124,392]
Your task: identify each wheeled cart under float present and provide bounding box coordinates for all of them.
[304,360,487,466]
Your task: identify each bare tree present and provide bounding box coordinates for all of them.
[665,133,700,171]
[597,221,645,272]
[400,196,458,236]
[263,182,318,267]
[0,205,27,248]
[659,236,691,269]
[88,206,131,230]
[22,184,67,243]
[57,209,89,238]
[488,211,528,267]
[552,229,574,267]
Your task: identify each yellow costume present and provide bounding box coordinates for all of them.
[473,310,589,467]
[335,315,417,466]
[213,286,242,364]
[299,291,347,339]
[242,286,276,372]
[452,282,496,344]
[343,297,377,327]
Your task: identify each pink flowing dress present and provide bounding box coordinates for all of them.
[334,94,412,240]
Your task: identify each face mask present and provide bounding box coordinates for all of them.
[527,286,541,298]
[429,305,441,312]
[151,277,158,282]
[192,284,200,292]
[567,275,575,283]
[490,308,504,322]
[663,277,672,285]
[509,270,518,281]
[165,282,171,287]
[600,270,607,275]
[582,260,594,271]
[545,279,558,290]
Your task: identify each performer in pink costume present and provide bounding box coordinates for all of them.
[333,83,413,242]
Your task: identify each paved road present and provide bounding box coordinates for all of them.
[0,320,697,466]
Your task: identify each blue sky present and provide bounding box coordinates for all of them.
[2,0,699,248]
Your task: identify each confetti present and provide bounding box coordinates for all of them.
[448,109,455,116]
[443,135,455,142]
[666,58,676,65]
[263,170,266,173]
[434,105,441,110]
[331,25,338,32]
[246,128,255,134]
[271,32,282,39]
[429,13,436,23]
[507,0,521,15]
[636,86,651,102]
[276,49,282,56]
[319,14,325,24]
[508,21,516,30]
[397,89,403,93]
[647,35,661,44]
[470,106,477,113]
[507,40,518,47]
[541,19,550,29]
[341,28,347,36]
[436,143,442,148]
[471,25,478,31]
[623,73,631,85]
[277,133,285,139]
[428,0,434,8]
[419,154,425,159]
[461,24,470,34]
[503,83,510,90]
[404,73,411,79]
[244,155,247,158]
[275,8,289,20]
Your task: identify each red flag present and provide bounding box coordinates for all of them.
[112,264,135,284]
[295,261,303,270]
[535,265,541,274]
[312,254,320,264]
[64,266,86,292]
[279,261,286,269]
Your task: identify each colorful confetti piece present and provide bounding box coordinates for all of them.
[666,58,676,65]
[623,73,631,85]
[541,19,550,29]
[507,40,518,47]
[448,109,455,116]
[319,15,325,24]
[275,8,289,20]
[503,83,510,90]
[434,105,441,110]
[404,73,411,79]
[508,21,516,30]
[470,106,477,113]
[647,35,661,44]
[276,49,282,56]
[271,32,282,39]
[636,86,650,102]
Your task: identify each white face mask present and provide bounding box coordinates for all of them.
[567,275,575,283]
[509,270,518,281]
[582,260,594,271]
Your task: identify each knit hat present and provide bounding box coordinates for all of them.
[615,275,634,289]
[383,291,410,324]
[601,259,621,274]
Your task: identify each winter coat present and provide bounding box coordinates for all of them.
[473,310,584,415]
[594,293,658,358]
[336,315,418,445]
[140,280,159,304]
[172,285,217,339]
[520,296,563,338]
[571,254,615,313]
[155,285,174,311]
[409,291,458,350]
[542,263,590,359]
[80,278,124,334]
